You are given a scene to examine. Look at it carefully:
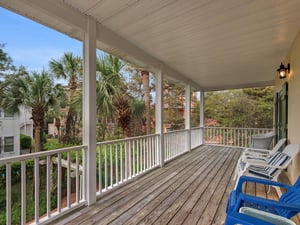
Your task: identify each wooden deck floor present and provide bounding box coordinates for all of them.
[52,145,300,225]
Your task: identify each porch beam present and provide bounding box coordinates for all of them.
[185,84,191,151]
[83,17,97,205]
[155,69,164,167]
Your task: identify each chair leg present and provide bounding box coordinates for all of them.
[234,157,243,181]
[274,185,282,197]
[266,184,282,197]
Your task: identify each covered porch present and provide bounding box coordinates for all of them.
[1,0,300,224]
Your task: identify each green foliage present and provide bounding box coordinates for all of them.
[205,87,274,128]
[130,99,146,136]
[163,80,185,130]
[191,92,200,127]
[0,163,58,225]
[0,70,65,152]
[20,134,32,149]
[0,44,15,76]
[43,138,73,150]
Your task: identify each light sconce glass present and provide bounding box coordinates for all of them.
[277,62,290,79]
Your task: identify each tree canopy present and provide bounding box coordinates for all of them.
[204,87,274,128]
[0,44,15,76]
[0,70,65,152]
[1,43,275,153]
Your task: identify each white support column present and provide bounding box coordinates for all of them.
[185,84,191,151]
[83,17,97,205]
[200,90,205,145]
[155,69,164,167]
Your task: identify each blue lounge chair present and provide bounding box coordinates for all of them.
[227,176,300,219]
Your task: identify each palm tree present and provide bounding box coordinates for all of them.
[97,54,126,137]
[49,52,82,90]
[0,71,64,152]
[70,54,126,140]
[114,94,131,137]
[49,53,82,143]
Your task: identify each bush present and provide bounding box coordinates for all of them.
[20,134,32,149]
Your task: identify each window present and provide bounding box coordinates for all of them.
[0,137,2,153]
[4,137,14,152]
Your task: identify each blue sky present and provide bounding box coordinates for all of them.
[0,7,82,73]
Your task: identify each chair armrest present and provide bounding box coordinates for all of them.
[242,157,268,163]
[245,148,270,154]
[235,193,300,213]
[243,152,269,158]
[236,176,291,194]
[247,162,288,169]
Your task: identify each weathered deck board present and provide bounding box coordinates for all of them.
[123,148,221,225]
[51,145,300,225]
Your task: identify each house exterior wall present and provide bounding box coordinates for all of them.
[0,110,20,157]
[19,106,33,138]
[274,31,300,184]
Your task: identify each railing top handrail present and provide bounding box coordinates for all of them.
[0,145,88,164]
[204,127,273,130]
[97,133,159,145]
[190,127,203,131]
[165,128,188,134]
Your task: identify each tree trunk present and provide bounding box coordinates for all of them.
[55,117,61,142]
[34,124,41,152]
[32,105,44,152]
[142,70,150,134]
[115,94,131,138]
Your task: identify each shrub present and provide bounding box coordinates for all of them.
[20,134,32,149]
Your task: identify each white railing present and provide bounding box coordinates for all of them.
[1,126,271,225]
[204,127,274,147]
[164,129,189,162]
[191,127,203,149]
[96,134,159,195]
[0,145,87,225]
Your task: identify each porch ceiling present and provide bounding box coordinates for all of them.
[1,0,300,91]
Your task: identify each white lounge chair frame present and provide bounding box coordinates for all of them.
[234,138,286,180]
[235,144,300,196]
[241,138,286,161]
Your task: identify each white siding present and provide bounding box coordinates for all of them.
[274,31,300,184]
[0,111,20,157]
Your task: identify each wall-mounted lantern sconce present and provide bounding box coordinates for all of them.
[277,62,290,79]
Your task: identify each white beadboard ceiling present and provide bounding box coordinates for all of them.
[1,0,300,91]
